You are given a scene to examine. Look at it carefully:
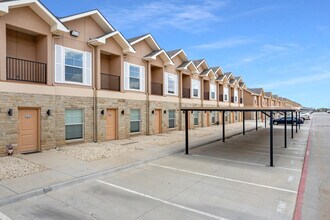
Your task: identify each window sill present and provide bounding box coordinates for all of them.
[130,132,141,135]
[65,139,84,144]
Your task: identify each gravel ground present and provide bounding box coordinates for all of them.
[51,142,142,162]
[0,157,46,181]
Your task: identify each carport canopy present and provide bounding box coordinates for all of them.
[180,106,301,167]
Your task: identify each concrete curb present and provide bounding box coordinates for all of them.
[0,127,259,207]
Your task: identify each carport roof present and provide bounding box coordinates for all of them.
[180,106,300,111]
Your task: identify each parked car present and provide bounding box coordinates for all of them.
[273,117,304,125]
[300,112,311,120]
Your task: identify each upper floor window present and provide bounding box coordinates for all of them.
[55,45,91,86]
[165,73,178,95]
[124,62,145,92]
[192,79,200,98]
[210,84,216,100]
[224,87,229,101]
[129,65,140,90]
[234,90,238,103]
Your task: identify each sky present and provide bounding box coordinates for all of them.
[42,0,330,108]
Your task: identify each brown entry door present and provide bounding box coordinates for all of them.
[106,109,117,140]
[18,109,39,152]
[154,110,161,134]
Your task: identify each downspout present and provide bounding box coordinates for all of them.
[87,42,97,142]
[178,71,182,130]
[143,60,150,135]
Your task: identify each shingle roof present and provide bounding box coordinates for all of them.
[177,61,191,69]
[166,49,181,58]
[248,88,263,95]
[224,72,233,77]
[211,67,220,73]
[200,69,211,76]
[217,75,225,81]
[127,33,149,43]
[144,50,162,58]
[229,79,236,84]
[193,59,205,67]
[265,92,272,97]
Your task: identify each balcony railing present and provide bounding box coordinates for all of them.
[240,98,243,104]
[101,73,120,91]
[219,94,223,101]
[231,97,234,103]
[182,88,190,98]
[204,92,210,100]
[6,57,47,84]
[151,82,163,96]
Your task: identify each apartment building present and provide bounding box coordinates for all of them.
[0,0,300,155]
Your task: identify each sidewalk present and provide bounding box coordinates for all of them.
[0,121,260,206]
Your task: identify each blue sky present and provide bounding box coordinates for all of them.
[42,0,330,108]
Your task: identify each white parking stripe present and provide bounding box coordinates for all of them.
[149,163,297,194]
[0,211,11,220]
[226,149,304,159]
[192,154,301,172]
[97,180,228,220]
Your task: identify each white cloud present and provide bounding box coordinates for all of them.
[102,0,228,32]
[190,37,254,49]
[257,72,330,89]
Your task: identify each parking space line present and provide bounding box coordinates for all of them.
[191,154,301,172]
[0,211,11,220]
[96,180,228,220]
[224,149,304,159]
[149,163,297,194]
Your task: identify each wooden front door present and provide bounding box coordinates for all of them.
[154,110,161,134]
[18,108,39,152]
[106,109,117,140]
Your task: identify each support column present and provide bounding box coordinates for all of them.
[284,112,287,148]
[256,111,258,131]
[270,110,274,167]
[264,112,267,128]
[222,111,225,142]
[185,110,189,154]
[291,111,294,139]
[243,111,245,135]
[295,111,298,133]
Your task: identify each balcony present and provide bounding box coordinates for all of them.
[182,88,190,98]
[101,73,120,91]
[231,97,234,103]
[151,82,163,96]
[240,98,243,104]
[204,92,210,100]
[6,57,47,84]
[219,94,223,101]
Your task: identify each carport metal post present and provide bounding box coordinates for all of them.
[243,111,245,135]
[299,111,301,129]
[291,111,294,139]
[284,111,287,148]
[295,111,298,133]
[270,110,274,167]
[264,112,267,128]
[222,111,225,142]
[256,111,258,131]
[185,110,189,154]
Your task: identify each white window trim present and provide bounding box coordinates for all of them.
[165,72,178,96]
[124,62,145,92]
[130,109,141,133]
[55,45,92,86]
[168,110,176,129]
[210,84,216,100]
[234,90,238,103]
[192,79,200,98]
[224,87,229,101]
[65,109,84,141]
[128,63,142,91]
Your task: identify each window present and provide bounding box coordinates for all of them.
[55,45,91,86]
[254,97,257,104]
[166,73,178,95]
[130,109,140,133]
[235,112,238,121]
[225,112,229,121]
[224,87,229,101]
[210,84,216,100]
[211,111,216,124]
[65,109,83,140]
[169,110,175,128]
[234,90,238,102]
[194,111,199,125]
[192,80,200,98]
[129,65,140,90]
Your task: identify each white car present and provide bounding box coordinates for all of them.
[300,112,311,120]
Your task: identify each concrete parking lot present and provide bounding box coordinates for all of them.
[0,120,310,220]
